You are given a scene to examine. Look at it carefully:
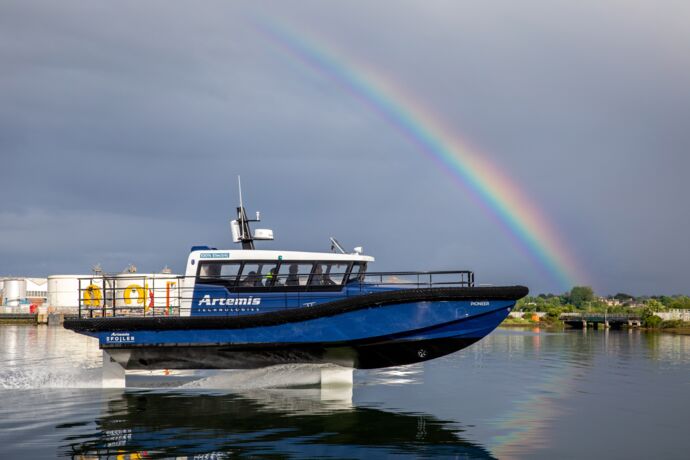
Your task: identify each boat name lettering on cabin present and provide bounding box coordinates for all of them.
[198,295,261,306]
[470,301,490,306]
[199,252,230,259]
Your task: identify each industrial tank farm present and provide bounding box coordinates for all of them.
[0,278,47,312]
[1,268,179,315]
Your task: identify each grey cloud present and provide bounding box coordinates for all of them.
[1,0,689,295]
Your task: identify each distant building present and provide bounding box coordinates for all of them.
[601,298,621,307]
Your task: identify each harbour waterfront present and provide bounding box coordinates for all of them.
[1,325,689,459]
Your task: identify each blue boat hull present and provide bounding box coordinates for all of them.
[65,286,527,369]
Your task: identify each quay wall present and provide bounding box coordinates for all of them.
[655,310,690,321]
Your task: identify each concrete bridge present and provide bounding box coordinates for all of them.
[560,313,642,329]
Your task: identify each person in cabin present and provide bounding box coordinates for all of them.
[241,271,258,287]
[286,264,300,286]
[254,271,264,287]
[265,267,279,287]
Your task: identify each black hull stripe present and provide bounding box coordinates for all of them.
[65,286,528,333]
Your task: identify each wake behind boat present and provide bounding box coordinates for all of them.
[64,188,528,378]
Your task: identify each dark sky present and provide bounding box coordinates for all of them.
[1,1,689,295]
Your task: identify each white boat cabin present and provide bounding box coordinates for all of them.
[186,247,375,291]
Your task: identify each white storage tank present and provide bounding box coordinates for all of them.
[4,278,27,308]
[114,272,181,316]
[25,278,48,305]
[0,278,5,305]
[48,275,106,312]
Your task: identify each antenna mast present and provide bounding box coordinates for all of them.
[238,175,243,210]
[230,176,274,249]
[236,176,254,249]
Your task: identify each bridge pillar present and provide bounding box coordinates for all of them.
[604,321,610,329]
[582,320,587,329]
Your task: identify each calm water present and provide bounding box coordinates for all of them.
[1,325,688,459]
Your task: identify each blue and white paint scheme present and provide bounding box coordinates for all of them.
[180,248,376,317]
[64,194,528,371]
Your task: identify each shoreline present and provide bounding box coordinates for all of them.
[2,320,688,335]
[499,322,690,335]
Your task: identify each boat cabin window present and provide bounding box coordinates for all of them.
[197,260,363,291]
[198,262,241,287]
[313,262,349,286]
[348,263,366,283]
[239,262,279,288]
[199,262,220,279]
[282,263,313,287]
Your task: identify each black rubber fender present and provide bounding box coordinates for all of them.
[63,285,528,333]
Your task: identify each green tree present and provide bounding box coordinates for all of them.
[659,296,673,308]
[645,299,665,312]
[644,315,662,328]
[569,286,594,308]
[669,296,690,309]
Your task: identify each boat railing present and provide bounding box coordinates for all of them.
[75,270,474,318]
[76,275,185,319]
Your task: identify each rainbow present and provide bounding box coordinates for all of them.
[254,19,585,290]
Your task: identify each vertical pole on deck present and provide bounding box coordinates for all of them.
[78,278,82,318]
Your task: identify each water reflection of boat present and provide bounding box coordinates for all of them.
[63,390,496,459]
